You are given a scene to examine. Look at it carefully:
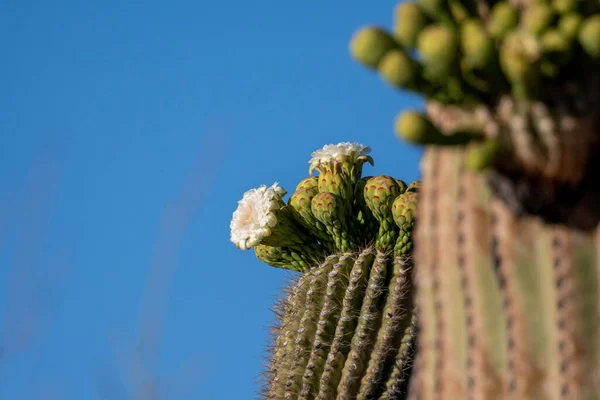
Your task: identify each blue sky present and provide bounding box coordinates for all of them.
[0,1,423,399]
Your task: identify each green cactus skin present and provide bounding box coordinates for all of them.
[265,248,417,400]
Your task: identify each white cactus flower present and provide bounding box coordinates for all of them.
[230,183,286,250]
[309,142,372,174]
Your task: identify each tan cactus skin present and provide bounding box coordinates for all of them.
[348,1,600,399]
[408,147,600,400]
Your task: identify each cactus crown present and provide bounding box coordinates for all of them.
[231,143,420,398]
[230,142,420,270]
[350,0,600,228]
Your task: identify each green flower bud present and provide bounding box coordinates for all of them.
[378,49,419,89]
[394,2,429,48]
[523,4,555,36]
[288,178,335,253]
[311,192,357,252]
[578,15,600,58]
[552,0,577,14]
[500,31,542,98]
[350,27,398,69]
[461,19,495,70]
[394,110,472,146]
[417,24,459,80]
[364,176,402,250]
[353,176,378,244]
[418,0,454,24]
[489,2,519,40]
[254,244,311,273]
[419,0,444,16]
[392,191,418,256]
[395,179,409,194]
[449,0,472,23]
[541,29,572,66]
[558,12,583,39]
[406,180,421,193]
[465,139,502,171]
[295,176,318,192]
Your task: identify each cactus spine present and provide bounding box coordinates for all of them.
[351,1,600,399]
[231,143,420,399]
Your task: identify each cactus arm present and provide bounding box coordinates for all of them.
[315,248,375,400]
[298,254,354,399]
[358,256,414,399]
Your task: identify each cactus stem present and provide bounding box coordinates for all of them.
[409,148,443,398]
[379,313,418,400]
[358,256,414,398]
[336,251,391,399]
[577,229,600,398]
[298,254,355,399]
[284,258,336,397]
[315,248,375,400]
[550,227,584,398]
[490,202,546,398]
[267,269,315,399]
[458,168,506,398]
[431,149,470,398]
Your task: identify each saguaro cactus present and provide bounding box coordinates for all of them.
[350,1,600,399]
[230,143,420,399]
